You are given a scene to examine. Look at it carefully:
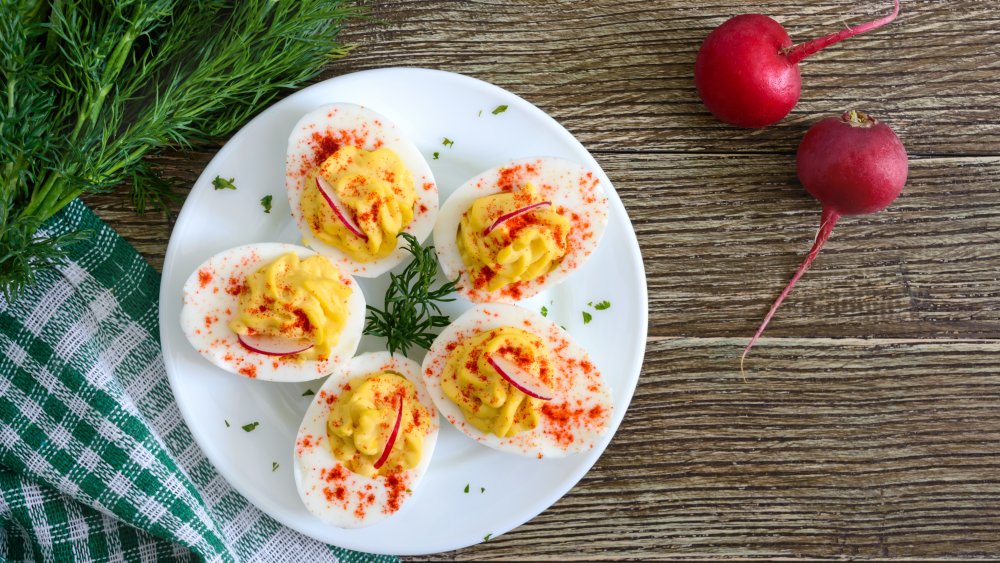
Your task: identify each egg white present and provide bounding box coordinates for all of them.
[179,243,365,382]
[294,352,440,528]
[422,304,613,458]
[286,103,438,278]
[433,156,609,303]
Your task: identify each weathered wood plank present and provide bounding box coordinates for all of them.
[328,0,1000,157]
[77,1,1000,558]
[615,153,1000,340]
[84,153,1000,342]
[417,338,1000,559]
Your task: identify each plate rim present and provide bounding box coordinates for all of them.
[158,67,649,555]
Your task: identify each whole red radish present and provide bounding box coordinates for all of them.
[741,110,908,370]
[695,1,900,128]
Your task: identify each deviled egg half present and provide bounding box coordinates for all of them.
[286,103,438,278]
[422,304,612,458]
[434,156,609,303]
[180,243,365,382]
[295,352,440,528]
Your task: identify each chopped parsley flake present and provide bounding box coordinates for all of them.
[484,533,492,542]
[477,109,483,117]
[271,462,279,472]
[582,311,593,324]
[432,151,440,160]
[492,104,508,115]
[302,389,314,397]
[241,422,259,433]
[224,420,230,428]
[405,488,412,493]
[442,137,454,148]
[540,306,548,317]
[594,300,611,310]
[260,195,273,214]
[464,484,470,493]
[212,176,236,190]
[480,487,485,493]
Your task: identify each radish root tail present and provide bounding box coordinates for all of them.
[740,207,841,379]
[786,0,900,65]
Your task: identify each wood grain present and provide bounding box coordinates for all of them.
[417,338,1000,560]
[84,153,1000,340]
[330,0,1000,156]
[618,153,1000,340]
[79,0,1000,558]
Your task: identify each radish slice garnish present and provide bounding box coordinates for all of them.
[374,395,404,470]
[238,333,314,356]
[315,176,368,241]
[484,201,552,236]
[487,354,554,401]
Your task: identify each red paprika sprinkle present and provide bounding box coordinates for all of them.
[320,465,347,483]
[299,434,314,450]
[311,132,341,166]
[384,473,409,514]
[198,269,213,288]
[540,401,604,447]
[225,276,244,296]
[323,485,348,504]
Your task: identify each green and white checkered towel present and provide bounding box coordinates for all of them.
[0,200,394,562]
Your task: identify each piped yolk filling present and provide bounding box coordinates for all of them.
[327,372,431,478]
[441,326,553,438]
[302,145,416,262]
[457,182,570,293]
[228,253,351,361]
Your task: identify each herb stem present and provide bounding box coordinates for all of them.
[0,1,360,300]
[364,233,459,356]
[22,172,63,221]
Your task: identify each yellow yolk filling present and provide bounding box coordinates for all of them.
[327,372,431,478]
[457,182,571,293]
[441,326,553,438]
[301,145,416,262]
[228,253,351,361]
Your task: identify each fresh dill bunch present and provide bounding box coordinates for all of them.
[364,233,460,357]
[0,0,360,301]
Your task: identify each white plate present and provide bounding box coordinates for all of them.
[159,68,648,556]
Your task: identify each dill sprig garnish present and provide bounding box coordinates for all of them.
[0,0,360,300]
[364,233,460,357]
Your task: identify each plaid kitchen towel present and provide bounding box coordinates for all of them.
[0,200,394,563]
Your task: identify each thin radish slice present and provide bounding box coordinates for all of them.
[238,333,314,356]
[487,354,554,401]
[315,176,368,241]
[374,395,404,470]
[484,201,552,236]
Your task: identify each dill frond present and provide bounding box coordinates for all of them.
[364,234,460,357]
[0,0,361,299]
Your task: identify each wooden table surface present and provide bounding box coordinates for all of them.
[83,1,1000,559]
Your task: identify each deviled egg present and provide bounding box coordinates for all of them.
[422,303,612,458]
[434,157,609,302]
[180,243,364,382]
[286,103,438,278]
[295,352,440,528]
